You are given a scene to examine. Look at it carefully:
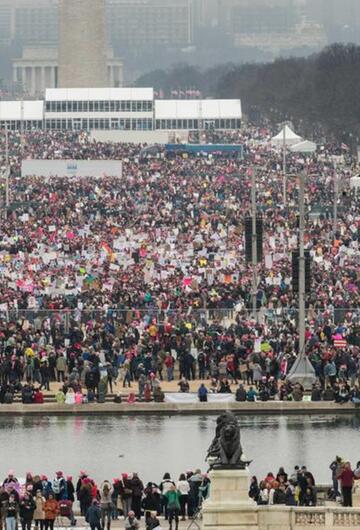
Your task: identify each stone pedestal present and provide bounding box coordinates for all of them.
[202,468,259,530]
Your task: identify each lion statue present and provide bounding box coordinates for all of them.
[219,417,242,465]
[206,412,245,468]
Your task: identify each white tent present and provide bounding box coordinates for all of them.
[271,125,302,146]
[290,140,317,153]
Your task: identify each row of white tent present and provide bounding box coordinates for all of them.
[272,124,317,153]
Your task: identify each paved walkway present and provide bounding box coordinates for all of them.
[0,400,356,415]
[6,378,360,415]
[43,379,238,395]
[57,516,194,530]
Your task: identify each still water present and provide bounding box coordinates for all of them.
[0,414,359,484]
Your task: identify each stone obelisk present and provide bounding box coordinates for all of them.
[58,0,107,88]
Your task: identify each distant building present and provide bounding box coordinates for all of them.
[0,0,59,46]
[12,47,123,96]
[219,0,297,36]
[232,17,326,53]
[306,0,360,43]
[1,0,360,52]
[217,0,326,53]
[0,0,194,48]
[14,0,58,44]
[191,0,218,28]
[107,0,193,50]
[0,1,12,44]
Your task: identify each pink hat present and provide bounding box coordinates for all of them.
[8,470,14,476]
[56,471,63,477]
[67,476,72,481]
[41,475,47,481]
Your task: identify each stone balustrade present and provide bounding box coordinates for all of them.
[202,469,360,530]
[257,506,360,529]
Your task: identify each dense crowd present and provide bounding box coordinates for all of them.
[1,458,359,530]
[250,458,360,508]
[0,468,210,530]
[0,130,359,405]
[198,380,360,405]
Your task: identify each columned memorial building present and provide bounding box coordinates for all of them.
[13,47,123,96]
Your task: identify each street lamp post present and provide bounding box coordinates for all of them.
[298,171,305,354]
[289,140,317,356]
[20,99,24,160]
[333,164,339,236]
[251,167,258,321]
[5,123,10,218]
[286,142,317,388]
[283,125,287,205]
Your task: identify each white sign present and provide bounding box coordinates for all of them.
[164,393,235,404]
[21,160,122,178]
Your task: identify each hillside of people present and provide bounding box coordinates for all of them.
[0,128,359,405]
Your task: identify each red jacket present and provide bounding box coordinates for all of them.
[44,499,59,520]
[337,468,354,487]
[165,356,174,368]
[34,391,44,404]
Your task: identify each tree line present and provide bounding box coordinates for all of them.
[135,43,360,145]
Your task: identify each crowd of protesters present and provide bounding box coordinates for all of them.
[0,129,359,405]
[0,468,210,530]
[197,378,360,405]
[1,459,358,530]
[249,465,318,507]
[249,459,360,508]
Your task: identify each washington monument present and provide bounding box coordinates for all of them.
[58,0,107,88]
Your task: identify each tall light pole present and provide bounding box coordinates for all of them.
[298,170,305,354]
[5,123,10,219]
[333,164,339,236]
[20,99,24,160]
[289,140,317,356]
[283,125,287,205]
[251,167,258,320]
[286,143,317,388]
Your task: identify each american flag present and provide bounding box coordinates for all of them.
[334,338,347,349]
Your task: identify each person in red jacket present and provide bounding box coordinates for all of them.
[337,462,356,507]
[44,493,59,530]
[164,353,175,382]
[34,389,44,404]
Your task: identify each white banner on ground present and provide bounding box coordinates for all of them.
[164,393,235,404]
[21,160,122,178]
